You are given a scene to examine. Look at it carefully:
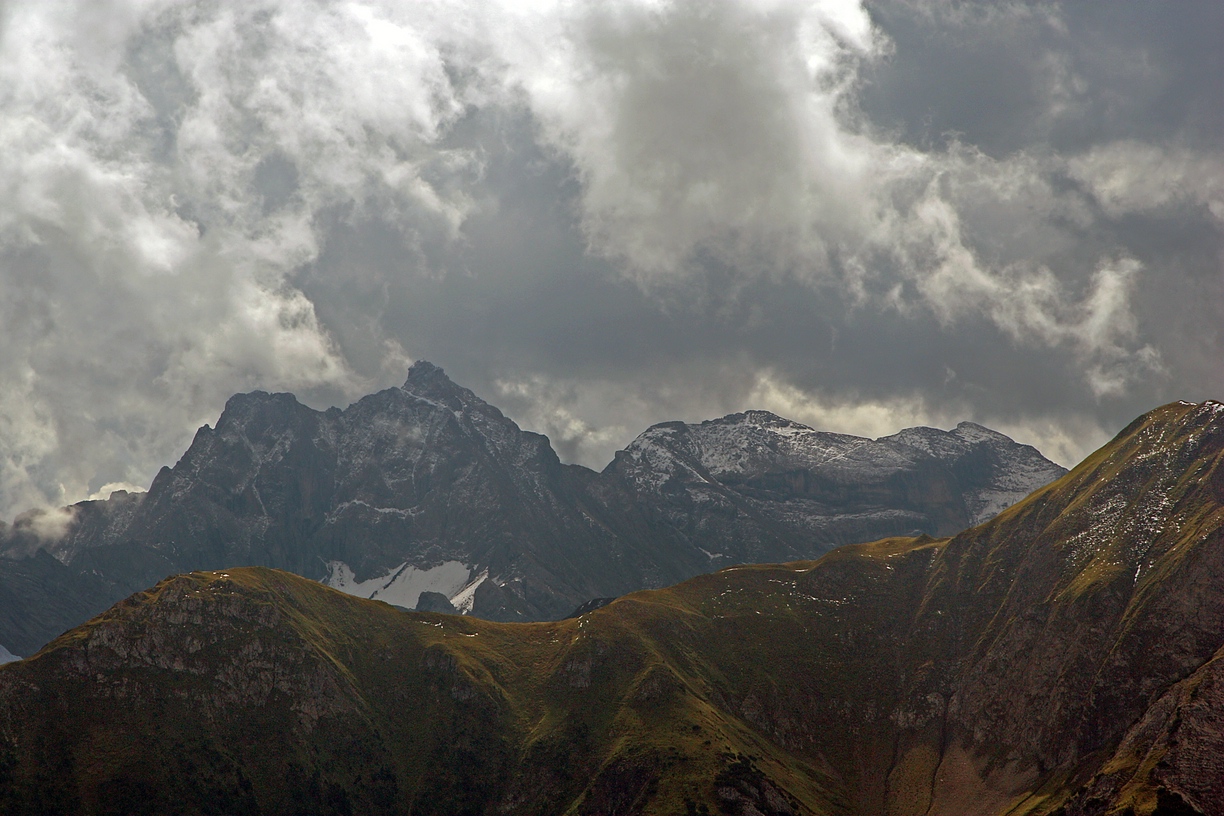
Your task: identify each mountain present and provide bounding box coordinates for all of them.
[0,399,1220,815]
[607,409,1064,565]
[0,362,1065,657]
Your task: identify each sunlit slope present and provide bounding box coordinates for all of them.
[0,400,1222,815]
[877,399,1224,815]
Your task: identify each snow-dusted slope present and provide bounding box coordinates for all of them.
[620,410,921,487]
[884,422,1068,524]
[0,644,19,664]
[608,410,1067,565]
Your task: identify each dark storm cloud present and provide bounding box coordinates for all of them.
[0,0,1219,518]
[850,0,1224,439]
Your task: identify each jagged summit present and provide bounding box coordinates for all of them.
[404,358,444,381]
[401,359,463,401]
[398,361,518,431]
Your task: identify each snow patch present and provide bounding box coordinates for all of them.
[329,499,417,519]
[449,569,489,614]
[324,560,470,610]
[0,644,20,664]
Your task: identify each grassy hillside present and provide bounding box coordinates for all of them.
[0,562,883,815]
[1,400,1222,815]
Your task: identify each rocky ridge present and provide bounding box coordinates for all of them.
[610,409,1064,566]
[0,362,1065,656]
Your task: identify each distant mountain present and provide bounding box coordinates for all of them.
[607,409,1064,565]
[0,362,1065,656]
[0,400,1220,814]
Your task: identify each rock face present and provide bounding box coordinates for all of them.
[0,362,1065,656]
[0,400,1221,815]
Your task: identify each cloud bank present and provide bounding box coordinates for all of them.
[0,0,1220,518]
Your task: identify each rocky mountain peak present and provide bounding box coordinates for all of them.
[215,389,304,426]
[716,409,799,428]
[951,419,1008,440]
[400,360,485,412]
[401,359,450,396]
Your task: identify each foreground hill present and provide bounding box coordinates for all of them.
[0,362,1063,656]
[0,400,1220,815]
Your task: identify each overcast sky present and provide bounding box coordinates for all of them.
[0,0,1221,519]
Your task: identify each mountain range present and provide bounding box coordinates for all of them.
[0,362,1065,657]
[0,399,1220,814]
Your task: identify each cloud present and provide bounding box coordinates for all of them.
[885,173,1162,396]
[493,1,1161,398]
[0,0,1218,519]
[505,0,884,281]
[494,375,633,468]
[1068,141,1224,220]
[747,371,939,439]
[88,482,146,501]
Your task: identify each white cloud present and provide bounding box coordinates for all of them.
[495,376,631,468]
[1068,141,1224,220]
[504,0,886,281]
[88,482,147,501]
[495,1,1160,399]
[890,175,1161,394]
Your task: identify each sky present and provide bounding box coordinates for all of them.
[0,0,1221,520]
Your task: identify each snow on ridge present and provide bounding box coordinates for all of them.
[0,644,20,664]
[950,421,1011,445]
[324,560,470,610]
[328,499,417,520]
[623,410,925,481]
[687,413,869,476]
[883,426,968,460]
[618,411,1064,522]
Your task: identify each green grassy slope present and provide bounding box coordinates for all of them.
[0,400,1222,816]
